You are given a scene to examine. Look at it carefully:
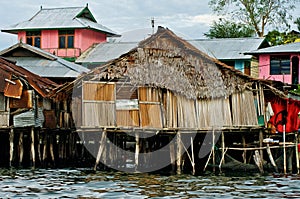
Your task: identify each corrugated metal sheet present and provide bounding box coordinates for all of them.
[76,42,138,63]
[13,110,35,127]
[76,38,267,64]
[247,41,300,54]
[189,38,267,60]
[0,43,89,78]
[2,7,118,36]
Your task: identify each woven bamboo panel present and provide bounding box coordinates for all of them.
[231,91,258,126]
[196,98,232,128]
[116,110,139,127]
[176,95,197,128]
[83,82,115,101]
[83,102,115,127]
[139,104,162,128]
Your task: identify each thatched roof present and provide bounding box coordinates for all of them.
[59,27,257,100]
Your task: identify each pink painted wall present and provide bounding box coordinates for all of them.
[41,30,58,49]
[76,29,106,52]
[258,54,300,84]
[17,29,107,58]
[18,31,26,43]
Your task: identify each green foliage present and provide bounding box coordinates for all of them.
[295,17,300,31]
[209,0,298,37]
[265,30,299,46]
[204,19,255,38]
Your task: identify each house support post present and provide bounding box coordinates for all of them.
[135,131,140,171]
[94,129,107,171]
[169,135,176,173]
[283,125,287,174]
[266,143,278,172]
[18,132,24,166]
[30,127,36,168]
[176,131,182,175]
[9,128,14,167]
[295,132,299,174]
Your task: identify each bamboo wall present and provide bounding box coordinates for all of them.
[79,81,259,129]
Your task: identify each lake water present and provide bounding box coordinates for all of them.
[0,168,299,198]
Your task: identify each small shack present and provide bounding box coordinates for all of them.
[0,57,58,167]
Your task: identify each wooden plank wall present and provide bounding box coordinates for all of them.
[82,82,116,127]
[139,87,163,128]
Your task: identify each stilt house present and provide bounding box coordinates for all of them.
[53,27,268,131]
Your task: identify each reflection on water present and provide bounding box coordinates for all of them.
[0,168,299,198]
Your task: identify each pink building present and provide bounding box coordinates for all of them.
[1,5,119,60]
[247,42,300,84]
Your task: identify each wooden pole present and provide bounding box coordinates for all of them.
[212,130,215,173]
[283,124,287,174]
[176,131,182,175]
[94,129,107,171]
[222,132,225,164]
[42,133,47,166]
[169,136,176,173]
[259,130,264,161]
[30,127,36,168]
[18,132,24,166]
[295,132,299,174]
[9,128,14,167]
[266,143,278,173]
[135,131,140,171]
[242,135,246,164]
[191,137,195,175]
[50,133,55,166]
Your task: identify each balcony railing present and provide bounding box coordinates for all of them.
[43,48,81,58]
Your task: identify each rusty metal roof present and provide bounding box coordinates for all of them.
[1,6,119,37]
[0,57,58,98]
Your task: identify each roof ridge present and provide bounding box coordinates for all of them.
[41,6,85,10]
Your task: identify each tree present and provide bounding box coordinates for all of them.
[265,30,299,46]
[294,17,300,32]
[204,18,255,38]
[209,0,299,37]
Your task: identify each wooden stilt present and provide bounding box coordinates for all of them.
[30,127,36,168]
[266,143,278,173]
[36,130,41,164]
[176,131,182,175]
[283,125,287,174]
[42,133,47,166]
[212,130,215,173]
[191,137,195,175]
[169,136,176,173]
[18,132,24,166]
[253,150,264,174]
[94,129,107,171]
[242,135,246,164]
[135,131,140,171]
[49,133,55,166]
[221,132,225,164]
[9,128,14,167]
[259,130,264,161]
[295,133,299,174]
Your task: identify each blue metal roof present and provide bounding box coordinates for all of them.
[246,41,300,54]
[189,37,268,60]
